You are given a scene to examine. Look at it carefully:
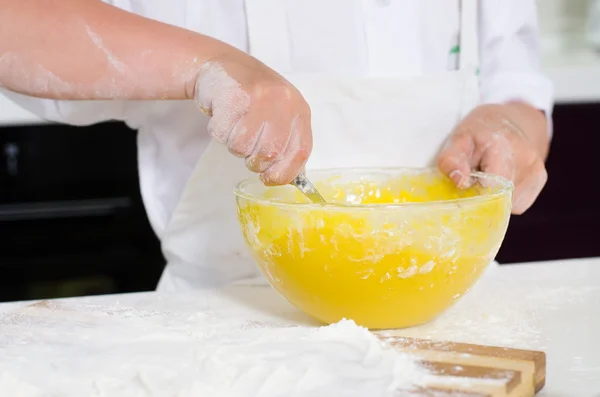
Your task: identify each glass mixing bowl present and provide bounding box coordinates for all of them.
[234,168,513,330]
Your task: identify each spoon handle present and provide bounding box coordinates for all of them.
[290,173,326,203]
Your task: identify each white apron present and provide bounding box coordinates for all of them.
[156,0,481,291]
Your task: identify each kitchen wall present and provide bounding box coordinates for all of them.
[0,3,599,302]
[537,0,600,102]
[538,0,590,55]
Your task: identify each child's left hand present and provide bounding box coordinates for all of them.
[437,103,550,215]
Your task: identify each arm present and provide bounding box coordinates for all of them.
[0,0,312,184]
[0,0,235,100]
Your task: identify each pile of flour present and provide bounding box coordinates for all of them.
[183,320,425,396]
[0,300,427,397]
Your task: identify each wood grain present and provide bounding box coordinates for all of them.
[383,336,546,396]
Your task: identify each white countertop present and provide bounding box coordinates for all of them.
[0,257,599,396]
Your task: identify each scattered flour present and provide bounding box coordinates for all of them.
[525,286,599,311]
[0,299,428,397]
[388,263,544,348]
[84,25,128,73]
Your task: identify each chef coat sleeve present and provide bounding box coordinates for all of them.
[0,0,138,127]
[0,90,128,126]
[478,0,554,131]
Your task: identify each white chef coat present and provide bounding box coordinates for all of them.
[1,0,553,279]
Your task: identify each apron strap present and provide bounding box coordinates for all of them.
[458,0,479,71]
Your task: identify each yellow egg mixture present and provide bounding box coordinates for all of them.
[237,173,511,329]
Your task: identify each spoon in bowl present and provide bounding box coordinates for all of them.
[290,173,326,204]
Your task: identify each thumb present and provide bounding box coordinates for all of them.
[437,134,475,189]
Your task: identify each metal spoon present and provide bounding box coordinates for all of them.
[290,173,326,204]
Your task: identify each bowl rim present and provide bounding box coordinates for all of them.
[233,167,514,210]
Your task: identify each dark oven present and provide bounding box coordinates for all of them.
[0,121,164,302]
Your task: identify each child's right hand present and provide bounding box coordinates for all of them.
[193,52,313,185]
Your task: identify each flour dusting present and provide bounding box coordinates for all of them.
[0,296,428,396]
[84,25,128,73]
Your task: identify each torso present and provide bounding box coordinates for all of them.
[129,0,464,236]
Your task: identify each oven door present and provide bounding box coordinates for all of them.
[0,121,164,302]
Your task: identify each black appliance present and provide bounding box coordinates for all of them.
[0,121,164,302]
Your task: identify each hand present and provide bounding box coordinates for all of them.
[192,51,312,185]
[437,103,549,214]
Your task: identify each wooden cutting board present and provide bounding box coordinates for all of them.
[380,336,545,396]
[1,300,545,396]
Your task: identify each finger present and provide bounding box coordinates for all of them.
[246,111,294,173]
[511,162,547,215]
[206,111,238,144]
[227,116,266,158]
[205,89,250,144]
[478,133,515,181]
[437,134,475,189]
[261,115,312,185]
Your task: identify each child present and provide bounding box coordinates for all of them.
[0,0,552,290]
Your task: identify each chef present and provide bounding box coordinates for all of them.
[0,0,553,291]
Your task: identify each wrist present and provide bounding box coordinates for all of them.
[181,37,238,101]
[502,101,551,160]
